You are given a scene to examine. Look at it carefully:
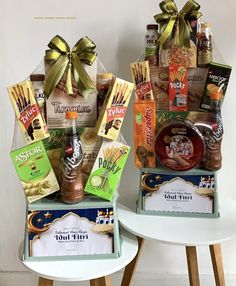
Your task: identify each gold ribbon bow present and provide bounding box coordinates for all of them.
[154,0,202,48]
[44,35,97,98]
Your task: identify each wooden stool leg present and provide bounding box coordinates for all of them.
[186,246,200,286]
[38,277,53,286]
[90,276,112,286]
[209,244,226,286]
[121,236,144,286]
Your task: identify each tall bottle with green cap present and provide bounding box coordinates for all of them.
[60,111,84,203]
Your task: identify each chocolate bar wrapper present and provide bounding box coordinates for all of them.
[200,62,232,111]
[130,61,154,101]
[8,80,49,144]
[95,77,134,140]
[10,141,60,203]
[169,65,188,111]
[134,101,156,168]
[84,140,130,201]
[46,60,97,128]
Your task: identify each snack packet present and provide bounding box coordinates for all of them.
[95,77,134,140]
[134,101,156,168]
[10,141,59,203]
[8,80,49,144]
[130,61,154,101]
[84,140,130,201]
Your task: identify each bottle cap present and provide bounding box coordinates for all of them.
[30,74,45,81]
[201,23,211,30]
[147,24,159,30]
[66,111,78,119]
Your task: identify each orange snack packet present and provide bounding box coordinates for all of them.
[134,101,156,168]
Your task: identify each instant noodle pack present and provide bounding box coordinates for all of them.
[131,0,232,218]
[8,35,133,260]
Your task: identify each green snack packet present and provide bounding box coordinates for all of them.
[10,141,60,203]
[84,140,130,201]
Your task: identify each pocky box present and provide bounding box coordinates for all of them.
[134,101,156,168]
[95,78,134,140]
[8,80,49,144]
[10,141,60,203]
[169,65,188,111]
[84,140,130,201]
[200,62,232,111]
[130,61,154,101]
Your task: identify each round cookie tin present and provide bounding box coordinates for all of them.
[155,120,205,171]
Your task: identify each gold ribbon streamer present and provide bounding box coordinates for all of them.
[154,0,202,48]
[44,35,97,98]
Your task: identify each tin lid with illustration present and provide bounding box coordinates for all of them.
[155,120,205,171]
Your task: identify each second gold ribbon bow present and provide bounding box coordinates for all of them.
[154,0,202,48]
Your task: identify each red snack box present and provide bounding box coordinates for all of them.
[169,65,188,111]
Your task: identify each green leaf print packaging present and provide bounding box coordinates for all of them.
[84,140,130,201]
[10,141,60,203]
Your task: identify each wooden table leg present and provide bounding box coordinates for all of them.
[38,277,53,286]
[186,246,200,286]
[209,244,226,286]
[90,276,112,286]
[121,236,144,286]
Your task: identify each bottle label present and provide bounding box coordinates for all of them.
[62,138,83,179]
[204,114,223,150]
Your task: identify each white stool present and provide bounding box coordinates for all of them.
[19,230,138,286]
[118,194,236,286]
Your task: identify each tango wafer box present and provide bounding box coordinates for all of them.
[95,77,134,140]
[10,141,59,203]
[7,80,49,144]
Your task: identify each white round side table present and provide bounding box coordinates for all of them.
[19,230,138,286]
[118,193,236,286]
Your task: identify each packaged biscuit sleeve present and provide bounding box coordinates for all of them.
[8,80,49,144]
[10,141,60,203]
[134,101,156,168]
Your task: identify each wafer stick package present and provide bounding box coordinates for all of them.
[84,140,130,201]
[8,80,49,144]
[130,61,154,101]
[10,141,59,203]
[95,77,134,140]
[169,65,188,111]
[134,101,156,168]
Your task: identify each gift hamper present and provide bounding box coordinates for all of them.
[131,0,232,218]
[8,35,134,260]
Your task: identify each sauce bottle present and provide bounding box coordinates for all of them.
[60,111,84,203]
[197,23,213,67]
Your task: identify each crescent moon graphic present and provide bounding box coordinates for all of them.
[28,211,50,233]
[141,174,160,193]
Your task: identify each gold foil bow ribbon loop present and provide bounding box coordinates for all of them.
[44,35,97,98]
[154,0,202,48]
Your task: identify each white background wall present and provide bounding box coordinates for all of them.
[1,0,236,284]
